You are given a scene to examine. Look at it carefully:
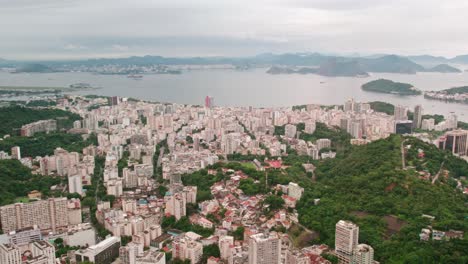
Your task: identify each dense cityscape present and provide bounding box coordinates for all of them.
[0,93,467,264]
[2,1,468,264]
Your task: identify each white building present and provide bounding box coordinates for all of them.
[248,232,281,264]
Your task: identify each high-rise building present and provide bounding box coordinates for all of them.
[11,146,21,160]
[172,235,203,264]
[285,124,297,138]
[205,96,214,108]
[421,118,435,131]
[413,105,423,129]
[316,139,331,150]
[344,99,355,112]
[165,192,186,220]
[219,235,234,261]
[352,244,374,264]
[335,220,359,256]
[0,243,21,264]
[68,174,83,195]
[248,232,281,264]
[394,105,408,121]
[439,130,468,156]
[30,241,56,264]
[0,198,70,233]
[395,120,413,135]
[288,182,304,200]
[304,121,316,134]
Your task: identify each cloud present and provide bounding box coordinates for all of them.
[0,0,468,59]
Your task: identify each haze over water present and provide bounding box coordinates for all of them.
[1,69,468,121]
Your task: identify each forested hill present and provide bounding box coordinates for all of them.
[297,135,468,263]
[0,106,81,136]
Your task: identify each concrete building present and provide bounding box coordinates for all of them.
[352,244,374,264]
[394,105,408,121]
[285,249,311,264]
[10,146,21,160]
[20,120,57,137]
[335,220,359,256]
[304,121,316,134]
[172,235,203,264]
[248,232,281,264]
[8,226,42,246]
[0,198,70,233]
[165,192,186,220]
[68,174,83,195]
[413,105,423,129]
[439,130,468,156]
[219,235,234,261]
[285,124,297,138]
[30,241,56,264]
[0,243,21,264]
[316,139,331,150]
[288,182,304,200]
[75,236,120,264]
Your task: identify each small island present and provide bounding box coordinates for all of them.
[361,79,421,95]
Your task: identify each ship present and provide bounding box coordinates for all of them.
[127,74,143,79]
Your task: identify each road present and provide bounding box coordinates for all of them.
[431,160,445,185]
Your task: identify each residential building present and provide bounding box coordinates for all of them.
[75,236,120,264]
[0,243,21,264]
[351,244,374,264]
[248,232,281,264]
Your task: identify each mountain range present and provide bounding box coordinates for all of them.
[1,53,467,76]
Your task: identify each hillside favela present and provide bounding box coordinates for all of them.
[1,1,468,264]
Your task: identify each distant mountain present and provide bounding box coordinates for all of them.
[266,58,368,77]
[358,55,425,74]
[14,63,53,73]
[316,58,368,77]
[407,55,448,66]
[425,64,462,73]
[450,54,468,64]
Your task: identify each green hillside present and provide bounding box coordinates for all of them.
[0,160,62,205]
[362,79,421,95]
[297,135,468,263]
[0,106,81,136]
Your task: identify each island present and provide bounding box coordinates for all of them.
[361,79,421,95]
[424,86,468,104]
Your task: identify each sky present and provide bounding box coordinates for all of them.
[1,0,468,60]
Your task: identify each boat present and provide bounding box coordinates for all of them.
[127,74,143,79]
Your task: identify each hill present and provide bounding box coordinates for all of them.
[14,63,53,73]
[358,55,425,74]
[0,159,62,205]
[297,135,468,263]
[316,58,368,77]
[362,79,421,95]
[425,64,462,73]
[437,86,468,95]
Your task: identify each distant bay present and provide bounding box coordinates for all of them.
[1,69,468,121]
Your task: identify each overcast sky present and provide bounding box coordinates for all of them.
[1,0,468,60]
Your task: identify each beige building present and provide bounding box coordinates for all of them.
[248,232,281,264]
[335,220,359,263]
[352,244,374,264]
[0,198,71,233]
[0,243,21,264]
